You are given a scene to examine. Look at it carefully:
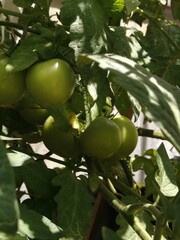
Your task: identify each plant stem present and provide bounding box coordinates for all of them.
[82,83,92,128]
[125,202,161,218]
[29,152,88,173]
[99,182,152,240]
[110,177,148,202]
[0,21,38,34]
[120,159,133,186]
[0,8,28,19]
[153,214,165,240]
[138,127,166,140]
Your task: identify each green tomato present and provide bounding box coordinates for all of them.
[42,116,79,158]
[80,117,122,159]
[0,55,25,106]
[18,95,49,125]
[26,59,75,106]
[110,116,138,159]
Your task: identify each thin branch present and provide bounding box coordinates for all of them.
[0,8,29,19]
[0,21,39,34]
[153,214,165,240]
[29,152,88,173]
[137,127,166,140]
[99,182,152,240]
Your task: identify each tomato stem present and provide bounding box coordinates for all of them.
[0,21,39,34]
[138,127,166,140]
[99,182,152,240]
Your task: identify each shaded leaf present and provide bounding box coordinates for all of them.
[53,169,94,240]
[171,0,180,20]
[13,0,32,8]
[18,204,64,240]
[83,54,180,152]
[0,139,19,234]
[163,61,180,87]
[22,161,57,199]
[7,35,54,72]
[60,0,108,56]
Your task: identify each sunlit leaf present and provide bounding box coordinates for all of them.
[7,149,33,167]
[125,0,140,15]
[155,144,179,197]
[18,204,64,240]
[60,0,108,56]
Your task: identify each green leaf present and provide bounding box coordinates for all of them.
[13,0,52,12]
[155,144,179,197]
[0,232,26,240]
[18,204,64,240]
[111,82,131,116]
[116,213,141,240]
[60,0,108,56]
[125,0,140,15]
[102,226,119,240]
[163,61,180,87]
[107,27,131,58]
[171,0,180,20]
[0,139,19,235]
[13,0,32,8]
[88,65,111,120]
[22,161,57,199]
[83,54,180,152]
[111,0,125,13]
[53,169,94,240]
[7,149,34,167]
[7,35,54,72]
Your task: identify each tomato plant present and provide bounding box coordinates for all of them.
[0,55,25,106]
[0,1,180,240]
[26,59,75,106]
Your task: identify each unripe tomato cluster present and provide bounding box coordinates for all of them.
[0,54,138,160]
[80,116,138,160]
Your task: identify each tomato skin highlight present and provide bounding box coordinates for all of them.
[26,59,75,106]
[80,117,122,159]
[42,116,79,158]
[0,55,25,106]
[110,116,138,159]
